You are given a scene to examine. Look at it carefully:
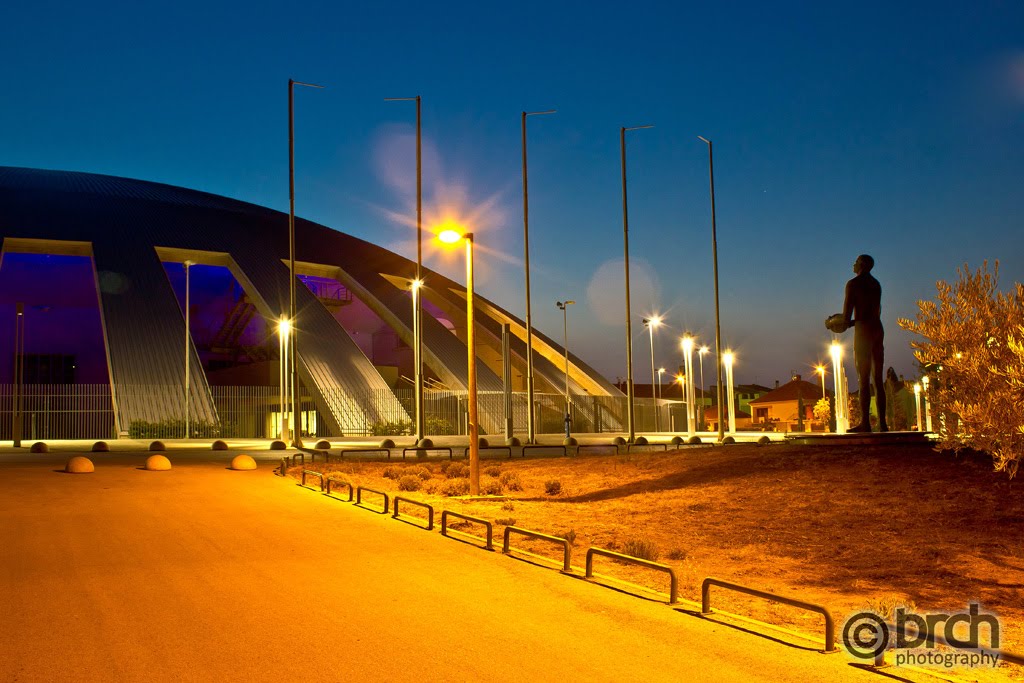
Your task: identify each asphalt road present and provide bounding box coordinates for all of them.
[0,452,913,682]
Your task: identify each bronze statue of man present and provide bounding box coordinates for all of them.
[840,254,887,432]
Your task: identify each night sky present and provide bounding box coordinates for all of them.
[3,1,1022,388]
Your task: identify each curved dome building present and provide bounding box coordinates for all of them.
[0,167,623,439]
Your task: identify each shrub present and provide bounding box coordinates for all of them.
[412,466,432,480]
[494,517,516,526]
[441,479,470,496]
[501,501,515,511]
[370,421,412,436]
[544,480,562,496]
[898,261,1024,475]
[499,472,523,491]
[439,461,451,473]
[423,481,438,494]
[446,462,469,478]
[485,465,502,478]
[622,537,660,561]
[813,397,831,424]
[667,548,688,561]
[481,481,503,496]
[382,466,401,480]
[398,475,422,492]
[425,417,456,435]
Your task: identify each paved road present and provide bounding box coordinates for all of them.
[0,453,913,682]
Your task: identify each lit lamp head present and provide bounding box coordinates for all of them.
[657,367,665,376]
[557,300,576,310]
[723,351,735,368]
[649,315,662,328]
[681,336,694,354]
[410,278,423,290]
[278,318,291,337]
[437,228,464,244]
[914,383,921,395]
[675,373,684,384]
[922,375,929,389]
[699,345,709,356]
[829,341,842,361]
[815,364,826,377]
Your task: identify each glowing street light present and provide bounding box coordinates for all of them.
[698,345,709,431]
[922,375,932,432]
[556,300,575,432]
[657,367,666,404]
[287,77,324,448]
[522,109,557,445]
[830,341,848,434]
[184,260,193,440]
[437,226,480,495]
[385,95,426,442]
[914,382,923,432]
[723,351,736,435]
[278,317,292,441]
[621,124,654,443]
[643,315,662,432]
[681,336,697,438]
[815,364,827,399]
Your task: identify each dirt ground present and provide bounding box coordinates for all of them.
[288,442,1024,662]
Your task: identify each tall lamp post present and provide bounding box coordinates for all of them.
[12,303,24,447]
[698,345,709,431]
[815,364,827,397]
[698,136,726,443]
[681,336,697,438]
[385,96,425,443]
[184,260,193,439]
[621,124,654,442]
[922,375,932,432]
[522,109,557,444]
[643,315,662,433]
[830,341,848,434]
[278,318,291,441]
[556,300,575,428]
[438,227,480,495]
[287,77,324,447]
[723,351,736,434]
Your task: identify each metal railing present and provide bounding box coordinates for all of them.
[402,447,453,460]
[440,511,493,550]
[585,547,678,604]
[300,470,325,491]
[576,444,621,456]
[332,448,391,460]
[502,526,571,572]
[700,577,837,652]
[522,444,567,458]
[462,445,512,459]
[355,486,389,513]
[325,478,353,501]
[392,497,434,530]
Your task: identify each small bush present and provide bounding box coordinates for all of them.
[446,462,469,478]
[382,466,401,480]
[398,475,422,492]
[481,481,503,496]
[485,465,502,478]
[501,501,515,511]
[441,479,470,497]
[412,466,432,480]
[667,548,688,561]
[544,480,562,496]
[499,472,523,491]
[370,421,412,436]
[423,481,438,494]
[439,461,451,473]
[425,417,456,435]
[562,529,577,546]
[622,537,660,561]
[494,517,516,526]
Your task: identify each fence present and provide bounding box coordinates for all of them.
[0,383,689,441]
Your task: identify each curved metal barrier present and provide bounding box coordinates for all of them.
[625,443,668,453]
[700,577,837,652]
[440,511,493,550]
[461,446,513,459]
[522,445,567,458]
[331,448,391,462]
[585,547,678,604]
[300,470,325,491]
[325,478,353,501]
[392,497,434,530]
[402,447,453,460]
[576,444,621,456]
[289,453,306,466]
[503,526,571,572]
[355,486,389,513]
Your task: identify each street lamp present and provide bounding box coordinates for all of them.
[287,77,324,448]
[556,300,575,431]
[278,317,292,441]
[184,260,193,439]
[643,315,662,433]
[698,345,709,431]
[657,367,665,403]
[621,124,654,443]
[12,303,24,447]
[922,375,932,432]
[522,109,557,444]
[385,95,425,443]
[438,226,480,495]
[681,336,697,438]
[698,136,726,444]
[830,341,848,434]
[815,364,827,398]
[723,351,736,434]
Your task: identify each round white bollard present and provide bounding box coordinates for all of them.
[145,455,172,471]
[65,456,95,474]
[230,454,257,471]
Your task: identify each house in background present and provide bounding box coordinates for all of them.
[748,375,827,432]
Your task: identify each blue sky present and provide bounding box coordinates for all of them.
[3,1,1022,387]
